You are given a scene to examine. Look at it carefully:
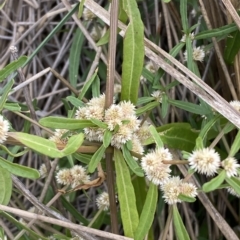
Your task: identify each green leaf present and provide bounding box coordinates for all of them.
[121,0,144,104]
[224,30,240,65]
[180,0,188,32]
[77,0,85,18]
[198,115,220,141]
[0,144,28,157]
[168,99,210,115]
[225,177,240,196]
[202,170,226,192]
[3,102,21,111]
[0,166,12,205]
[195,23,237,40]
[136,97,155,106]
[96,29,110,46]
[136,101,159,116]
[0,156,40,179]
[78,70,98,100]
[0,56,27,81]
[146,125,198,152]
[173,205,191,240]
[114,149,139,237]
[122,145,144,177]
[69,28,85,88]
[103,130,112,148]
[134,183,158,240]
[61,133,84,155]
[186,36,194,72]
[178,194,196,203]
[73,152,91,164]
[39,117,96,129]
[66,96,85,108]
[161,93,168,118]
[92,75,100,97]
[90,118,108,129]
[88,145,106,173]
[0,79,14,112]
[195,136,204,150]
[10,132,64,158]
[229,129,240,157]
[149,125,164,148]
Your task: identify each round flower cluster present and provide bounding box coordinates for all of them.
[0,115,10,144]
[56,165,90,188]
[184,46,205,62]
[221,157,240,178]
[141,148,173,185]
[75,94,150,151]
[39,161,59,178]
[82,8,96,21]
[180,32,195,42]
[188,148,220,176]
[49,129,68,144]
[96,192,110,211]
[230,100,240,112]
[161,176,198,205]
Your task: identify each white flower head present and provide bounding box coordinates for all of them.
[82,8,96,21]
[136,121,151,143]
[49,129,68,144]
[87,94,106,108]
[180,182,198,198]
[161,177,198,205]
[141,148,172,185]
[90,25,102,42]
[188,148,220,176]
[104,104,123,131]
[180,32,195,42]
[56,169,74,186]
[227,187,240,198]
[70,165,90,188]
[161,176,182,204]
[39,162,59,178]
[184,46,205,62]
[114,84,121,94]
[145,61,158,73]
[96,192,110,211]
[221,157,240,178]
[230,100,240,112]
[151,90,163,103]
[0,115,10,143]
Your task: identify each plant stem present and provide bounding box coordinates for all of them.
[104,0,119,234]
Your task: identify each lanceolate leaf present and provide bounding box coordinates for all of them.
[202,170,226,192]
[173,205,191,240]
[134,183,158,240]
[149,125,164,148]
[88,145,106,173]
[69,28,85,88]
[229,129,240,157]
[0,157,40,179]
[0,79,14,112]
[10,132,64,158]
[121,0,144,104]
[0,56,27,81]
[0,166,12,205]
[114,148,139,237]
[61,133,84,155]
[122,145,144,177]
[39,117,96,129]
[224,30,240,65]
